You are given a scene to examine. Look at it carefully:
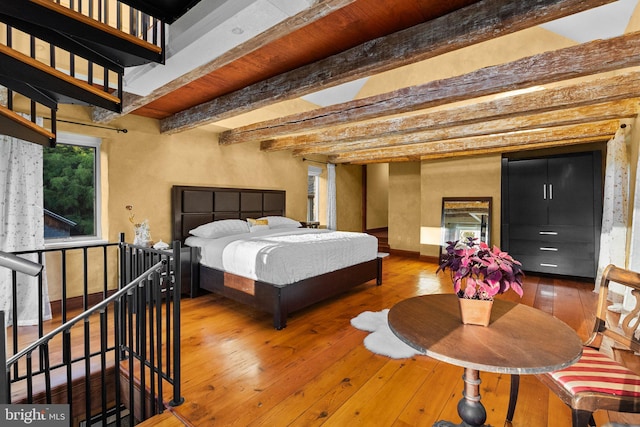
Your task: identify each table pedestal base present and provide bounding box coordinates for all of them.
[433,368,488,427]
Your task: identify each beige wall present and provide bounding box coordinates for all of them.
[42,105,364,298]
[49,105,364,245]
[366,163,389,230]
[336,164,364,232]
[388,162,421,251]
[420,155,503,258]
[387,155,501,257]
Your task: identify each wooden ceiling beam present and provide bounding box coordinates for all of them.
[161,0,613,135]
[91,0,356,123]
[261,72,640,152]
[292,99,637,156]
[417,136,610,161]
[328,120,620,163]
[347,135,609,164]
[221,30,640,145]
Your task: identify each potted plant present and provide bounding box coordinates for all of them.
[437,237,524,326]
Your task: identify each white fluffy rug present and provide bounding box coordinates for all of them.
[350,309,425,359]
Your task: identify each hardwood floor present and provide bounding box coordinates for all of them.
[133,254,638,426]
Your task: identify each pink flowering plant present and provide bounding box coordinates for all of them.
[437,237,524,300]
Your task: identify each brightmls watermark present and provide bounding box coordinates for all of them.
[0,405,69,426]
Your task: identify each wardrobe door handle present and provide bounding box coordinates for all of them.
[543,184,546,200]
[549,184,553,200]
[539,231,558,235]
[540,263,558,268]
[539,247,558,251]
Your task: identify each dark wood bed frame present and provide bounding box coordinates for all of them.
[171,185,382,329]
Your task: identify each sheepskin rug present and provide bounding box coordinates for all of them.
[350,309,425,359]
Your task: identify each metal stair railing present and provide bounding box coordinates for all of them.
[0,241,184,426]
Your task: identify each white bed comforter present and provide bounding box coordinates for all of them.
[185,228,378,286]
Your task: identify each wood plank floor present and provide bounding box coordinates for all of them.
[132,255,639,426]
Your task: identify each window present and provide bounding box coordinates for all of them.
[43,132,102,243]
[307,166,322,222]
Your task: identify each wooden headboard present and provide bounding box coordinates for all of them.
[172,185,286,242]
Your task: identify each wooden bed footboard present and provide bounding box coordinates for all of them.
[199,257,383,329]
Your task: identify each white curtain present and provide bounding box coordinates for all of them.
[0,133,51,326]
[626,124,640,311]
[327,163,337,230]
[595,127,630,297]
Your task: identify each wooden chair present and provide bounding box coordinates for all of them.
[508,264,640,427]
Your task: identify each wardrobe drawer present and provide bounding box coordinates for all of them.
[508,240,595,261]
[509,225,595,243]
[512,253,596,278]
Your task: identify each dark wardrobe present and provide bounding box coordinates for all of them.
[501,151,602,278]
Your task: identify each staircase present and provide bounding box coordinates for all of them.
[367,228,389,253]
[0,0,177,147]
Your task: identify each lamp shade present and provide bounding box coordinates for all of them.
[420,226,443,246]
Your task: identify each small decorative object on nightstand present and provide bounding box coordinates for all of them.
[300,221,320,228]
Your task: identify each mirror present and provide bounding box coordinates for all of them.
[441,197,492,257]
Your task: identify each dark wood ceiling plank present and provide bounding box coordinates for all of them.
[261,72,640,152]
[292,99,638,156]
[328,120,619,163]
[220,28,640,145]
[130,0,481,120]
[162,0,615,135]
[92,0,357,123]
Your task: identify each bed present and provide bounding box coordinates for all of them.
[171,185,382,329]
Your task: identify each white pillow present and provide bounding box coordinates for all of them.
[249,224,270,233]
[258,216,301,229]
[189,219,249,239]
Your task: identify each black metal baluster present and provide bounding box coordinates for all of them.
[148,272,156,415]
[43,342,52,403]
[63,329,73,423]
[127,290,135,426]
[99,310,108,427]
[26,353,33,403]
[84,317,91,426]
[11,271,18,380]
[138,280,147,421]
[171,245,182,406]
[113,299,122,427]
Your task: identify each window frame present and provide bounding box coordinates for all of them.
[307,166,322,223]
[44,131,104,248]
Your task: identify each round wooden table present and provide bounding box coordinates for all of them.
[388,294,583,427]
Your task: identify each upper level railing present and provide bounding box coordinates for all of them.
[0,0,168,146]
[53,0,164,48]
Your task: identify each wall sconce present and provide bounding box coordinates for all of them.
[0,251,43,276]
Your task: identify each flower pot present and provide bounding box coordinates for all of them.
[458,297,493,326]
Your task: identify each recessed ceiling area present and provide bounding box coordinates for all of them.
[299,0,640,109]
[540,0,637,42]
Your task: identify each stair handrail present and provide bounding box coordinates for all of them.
[6,259,166,368]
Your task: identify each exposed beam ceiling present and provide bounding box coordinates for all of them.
[222,30,640,145]
[87,0,640,164]
[160,0,616,134]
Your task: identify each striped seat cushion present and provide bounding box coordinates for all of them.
[548,346,640,397]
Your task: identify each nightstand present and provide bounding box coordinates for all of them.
[163,245,197,298]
